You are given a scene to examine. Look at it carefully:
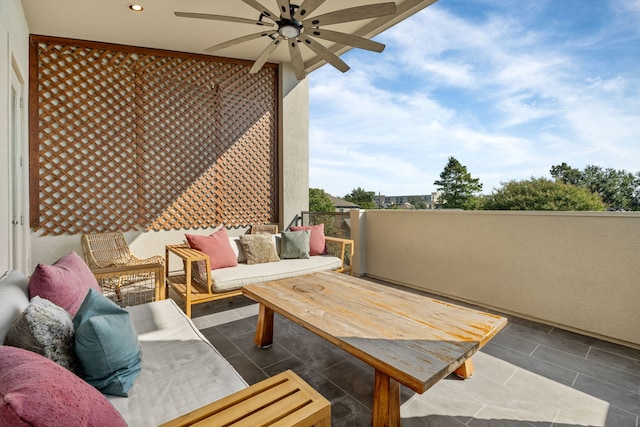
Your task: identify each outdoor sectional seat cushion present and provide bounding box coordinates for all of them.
[1,270,248,427]
[210,255,342,293]
[0,270,29,344]
[106,298,247,426]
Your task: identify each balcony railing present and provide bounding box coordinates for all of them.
[299,211,353,268]
[299,211,352,240]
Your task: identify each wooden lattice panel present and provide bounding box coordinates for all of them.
[30,37,278,235]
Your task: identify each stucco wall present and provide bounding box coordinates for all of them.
[279,63,309,230]
[0,0,30,273]
[359,210,640,348]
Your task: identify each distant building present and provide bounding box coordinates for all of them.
[375,193,441,209]
[328,195,360,212]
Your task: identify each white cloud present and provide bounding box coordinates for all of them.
[309,0,640,195]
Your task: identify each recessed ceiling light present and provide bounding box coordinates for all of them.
[128,4,144,12]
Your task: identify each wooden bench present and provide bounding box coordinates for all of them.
[159,370,331,427]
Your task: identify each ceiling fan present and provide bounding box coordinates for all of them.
[175,0,397,80]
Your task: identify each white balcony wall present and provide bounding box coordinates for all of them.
[355,210,640,348]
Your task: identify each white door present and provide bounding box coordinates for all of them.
[9,64,25,271]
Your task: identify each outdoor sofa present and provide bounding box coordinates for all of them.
[0,255,329,426]
[167,225,354,317]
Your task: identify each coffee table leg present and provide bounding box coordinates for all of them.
[454,358,474,379]
[372,370,401,427]
[254,303,274,348]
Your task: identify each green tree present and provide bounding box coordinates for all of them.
[550,163,640,210]
[344,187,376,209]
[581,166,639,211]
[433,157,483,209]
[550,162,582,186]
[483,177,606,211]
[408,196,428,209]
[308,188,335,212]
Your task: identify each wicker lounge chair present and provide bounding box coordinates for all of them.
[81,232,165,304]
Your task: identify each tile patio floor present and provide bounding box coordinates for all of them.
[174,278,640,427]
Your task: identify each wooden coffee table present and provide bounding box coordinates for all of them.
[242,271,508,427]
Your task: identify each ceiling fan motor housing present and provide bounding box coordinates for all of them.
[277,18,302,39]
[277,4,302,39]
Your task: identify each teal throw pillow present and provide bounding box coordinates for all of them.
[73,289,142,397]
[280,230,311,259]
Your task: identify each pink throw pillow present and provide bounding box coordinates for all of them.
[185,228,239,272]
[0,346,127,427]
[29,251,102,317]
[290,224,328,256]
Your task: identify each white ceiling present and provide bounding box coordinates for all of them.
[21,0,436,75]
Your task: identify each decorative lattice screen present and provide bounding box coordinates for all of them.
[29,36,278,235]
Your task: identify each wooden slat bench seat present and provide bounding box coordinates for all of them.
[159,370,331,427]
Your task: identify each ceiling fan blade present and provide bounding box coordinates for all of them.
[241,0,278,21]
[293,0,325,20]
[288,40,306,80]
[204,31,277,53]
[307,28,385,52]
[249,35,283,74]
[174,11,274,27]
[303,2,396,27]
[276,0,291,20]
[300,35,349,73]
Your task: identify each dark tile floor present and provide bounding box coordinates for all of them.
[178,279,640,427]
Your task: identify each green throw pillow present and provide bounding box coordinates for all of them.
[73,289,142,397]
[280,230,311,259]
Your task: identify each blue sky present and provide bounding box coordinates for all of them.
[308,0,640,198]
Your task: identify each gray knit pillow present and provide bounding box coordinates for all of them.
[5,296,80,374]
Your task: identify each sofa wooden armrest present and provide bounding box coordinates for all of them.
[325,236,354,275]
[159,370,330,427]
[165,244,242,318]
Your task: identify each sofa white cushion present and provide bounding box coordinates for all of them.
[210,255,342,292]
[106,298,247,426]
[0,270,30,344]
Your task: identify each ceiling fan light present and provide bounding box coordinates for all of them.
[278,24,300,39]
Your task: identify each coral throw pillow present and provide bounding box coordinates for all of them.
[28,251,101,317]
[185,228,239,271]
[290,224,328,256]
[0,346,127,427]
